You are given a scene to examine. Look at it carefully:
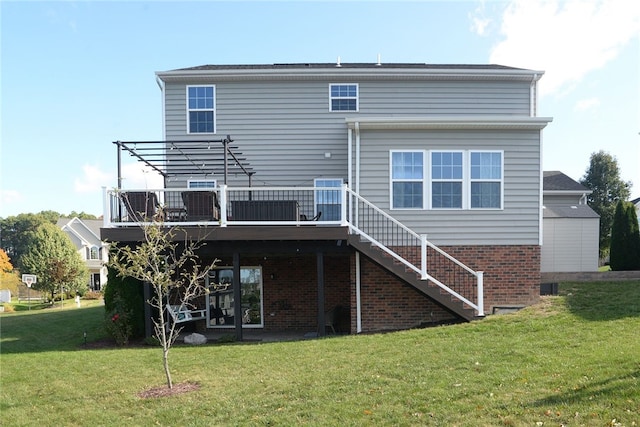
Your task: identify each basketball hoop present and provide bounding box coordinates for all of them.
[22,274,37,288]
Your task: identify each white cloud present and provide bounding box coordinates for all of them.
[470,2,491,36]
[574,97,600,111]
[74,164,113,194]
[120,162,164,190]
[489,0,640,97]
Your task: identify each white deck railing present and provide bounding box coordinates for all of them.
[103,185,484,316]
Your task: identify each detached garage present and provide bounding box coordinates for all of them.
[541,171,599,273]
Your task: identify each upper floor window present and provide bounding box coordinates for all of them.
[329,84,358,112]
[314,178,343,221]
[187,85,215,133]
[391,151,424,209]
[85,246,100,260]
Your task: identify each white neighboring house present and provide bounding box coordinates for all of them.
[542,171,599,272]
[57,218,108,291]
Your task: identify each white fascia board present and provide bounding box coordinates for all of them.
[345,116,553,130]
[156,68,545,83]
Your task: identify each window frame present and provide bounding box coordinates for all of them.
[329,83,359,112]
[390,150,426,210]
[186,85,216,134]
[389,149,504,211]
[430,150,465,209]
[314,178,343,221]
[469,150,503,210]
[187,179,217,189]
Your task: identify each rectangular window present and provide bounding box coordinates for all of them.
[391,151,424,209]
[314,178,342,221]
[329,84,358,111]
[187,85,215,133]
[431,151,463,208]
[470,151,502,208]
[188,179,216,189]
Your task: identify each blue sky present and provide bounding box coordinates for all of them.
[1,0,638,218]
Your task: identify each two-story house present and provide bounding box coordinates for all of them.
[101,62,552,338]
[58,217,108,291]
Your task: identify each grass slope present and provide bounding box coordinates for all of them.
[1,282,638,426]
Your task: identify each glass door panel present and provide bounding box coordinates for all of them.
[207,266,263,328]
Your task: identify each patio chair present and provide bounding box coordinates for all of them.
[122,191,159,222]
[182,191,220,221]
[325,305,340,334]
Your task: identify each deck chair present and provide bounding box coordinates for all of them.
[122,191,158,222]
[325,306,339,334]
[182,191,220,221]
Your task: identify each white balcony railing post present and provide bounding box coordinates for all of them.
[420,234,428,280]
[219,185,228,227]
[476,271,485,317]
[102,187,110,228]
[340,184,348,226]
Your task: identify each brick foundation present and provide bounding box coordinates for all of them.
[198,244,540,334]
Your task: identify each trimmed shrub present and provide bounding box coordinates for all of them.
[103,267,145,338]
[610,200,640,271]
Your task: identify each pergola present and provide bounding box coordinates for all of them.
[113,135,255,188]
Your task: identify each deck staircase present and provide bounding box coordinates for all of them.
[346,189,484,321]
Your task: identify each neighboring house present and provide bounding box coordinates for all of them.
[101,62,552,337]
[541,171,599,272]
[58,218,108,291]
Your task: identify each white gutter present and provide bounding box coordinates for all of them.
[530,73,538,116]
[155,75,166,141]
[346,116,552,130]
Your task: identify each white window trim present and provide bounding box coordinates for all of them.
[186,84,216,134]
[469,150,504,210]
[314,178,343,219]
[389,150,426,210]
[429,150,466,210]
[389,149,504,211]
[187,179,217,189]
[329,83,359,112]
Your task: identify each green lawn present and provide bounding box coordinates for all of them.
[1,282,639,426]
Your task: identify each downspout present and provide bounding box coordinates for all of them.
[155,75,167,188]
[355,122,361,195]
[355,251,362,333]
[347,127,353,222]
[530,73,538,117]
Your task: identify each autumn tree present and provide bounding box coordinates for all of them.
[580,151,631,258]
[0,249,21,294]
[108,223,217,390]
[20,223,88,300]
[610,200,640,271]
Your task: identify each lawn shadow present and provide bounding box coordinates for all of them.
[529,368,640,409]
[560,281,640,321]
[0,305,109,354]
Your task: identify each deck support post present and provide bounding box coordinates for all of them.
[233,252,243,341]
[317,251,325,337]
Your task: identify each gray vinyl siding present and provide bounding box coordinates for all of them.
[164,78,531,186]
[541,217,599,272]
[543,194,584,206]
[162,76,540,245]
[357,129,542,246]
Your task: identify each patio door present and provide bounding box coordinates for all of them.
[206,266,263,328]
[314,178,342,221]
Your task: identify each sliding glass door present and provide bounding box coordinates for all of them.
[206,266,263,328]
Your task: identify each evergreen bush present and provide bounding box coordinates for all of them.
[103,266,145,338]
[610,200,640,271]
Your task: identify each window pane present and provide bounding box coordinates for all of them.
[471,152,501,179]
[432,182,462,208]
[431,152,462,180]
[471,182,500,208]
[393,182,423,208]
[189,111,214,133]
[331,99,356,111]
[392,152,423,179]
